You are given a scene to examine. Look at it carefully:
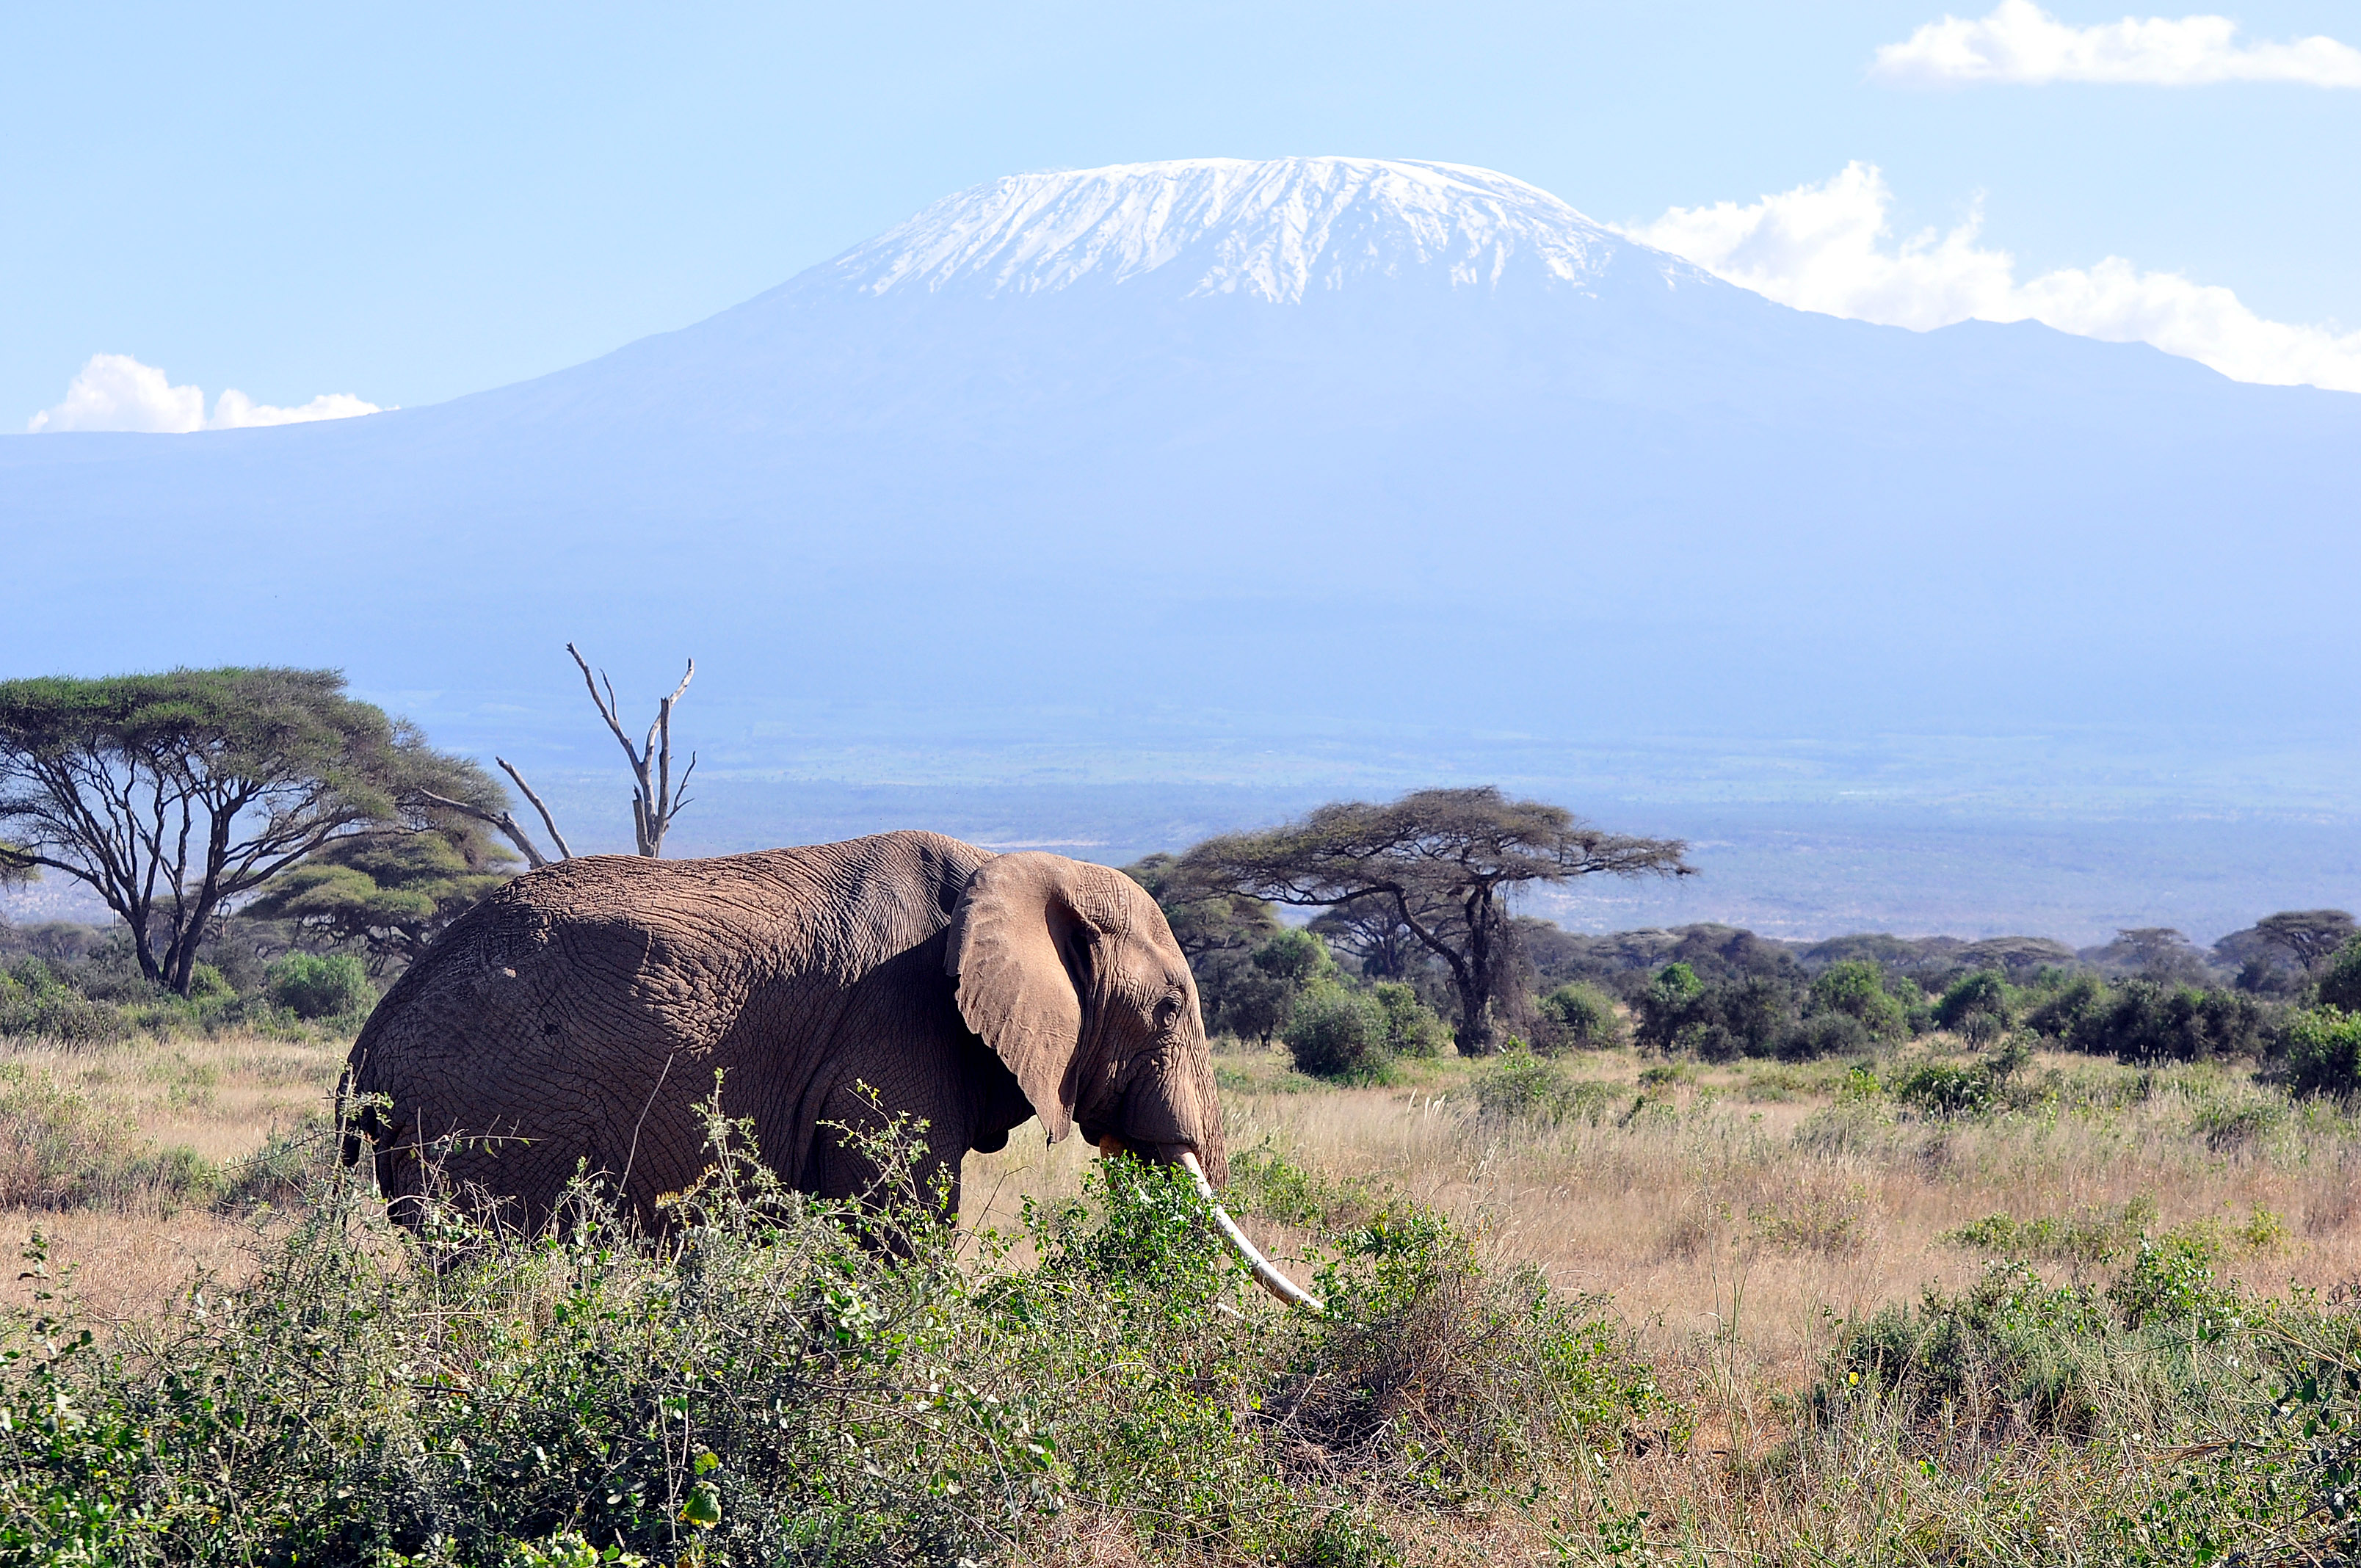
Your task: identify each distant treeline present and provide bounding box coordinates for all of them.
[2,675,2353,1094]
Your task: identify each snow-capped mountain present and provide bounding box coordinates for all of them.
[816,158,1697,302]
[3,157,2356,801]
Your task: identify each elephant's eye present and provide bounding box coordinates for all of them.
[1154,995,1181,1033]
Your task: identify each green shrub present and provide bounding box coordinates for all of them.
[1470,1045,1617,1126]
[1934,970,2013,1045]
[1946,1197,2158,1265]
[1711,975,1799,1061]
[1537,981,1624,1050]
[1218,929,1338,1045]
[0,957,130,1045]
[1893,1059,1995,1118]
[1807,959,1909,1042]
[264,951,373,1020]
[2283,1006,2361,1097]
[1633,962,1705,1053]
[1370,980,1448,1057]
[2024,972,2107,1041]
[1284,981,1392,1081]
[2028,976,2276,1062]
[2105,1231,2241,1329]
[1777,1010,1871,1061]
[2321,935,2361,1012]
[1280,1200,1686,1489]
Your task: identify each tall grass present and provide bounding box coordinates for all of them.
[9,1034,2361,1561]
[0,1100,1667,1566]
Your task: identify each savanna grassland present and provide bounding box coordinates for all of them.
[3,1015,2358,1565]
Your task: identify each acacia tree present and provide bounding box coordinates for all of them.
[243,813,520,971]
[1180,786,1692,1055]
[2256,910,2358,977]
[1309,894,1429,982]
[0,669,499,994]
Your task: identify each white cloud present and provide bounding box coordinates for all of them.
[26,354,206,433]
[1874,0,2361,87]
[206,388,384,429]
[1624,162,2361,393]
[26,354,383,433]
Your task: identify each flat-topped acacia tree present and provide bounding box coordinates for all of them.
[0,668,498,995]
[1180,786,1694,1056]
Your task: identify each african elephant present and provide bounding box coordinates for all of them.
[341,830,1316,1307]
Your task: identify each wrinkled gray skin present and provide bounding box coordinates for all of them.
[343,832,1225,1230]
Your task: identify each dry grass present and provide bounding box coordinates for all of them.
[977,1042,2358,1395]
[971,1039,2361,1558]
[0,1028,344,1320]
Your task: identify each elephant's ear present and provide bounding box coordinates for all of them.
[946,852,1121,1144]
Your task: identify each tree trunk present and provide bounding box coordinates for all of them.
[1455,884,1500,1056]
[1454,975,1497,1056]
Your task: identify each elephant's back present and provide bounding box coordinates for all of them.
[349,830,992,1085]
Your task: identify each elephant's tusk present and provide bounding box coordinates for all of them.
[1178,1150,1325,1316]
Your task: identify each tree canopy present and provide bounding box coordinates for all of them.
[0,669,499,994]
[243,814,519,969]
[2255,910,2358,976]
[1178,786,1692,1054]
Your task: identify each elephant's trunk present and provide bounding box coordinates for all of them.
[1177,1150,1325,1315]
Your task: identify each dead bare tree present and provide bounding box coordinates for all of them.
[413,645,694,867]
[567,644,696,857]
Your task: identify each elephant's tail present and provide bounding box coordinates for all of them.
[336,1065,391,1169]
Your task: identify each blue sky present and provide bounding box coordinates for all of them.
[6,1,2358,421]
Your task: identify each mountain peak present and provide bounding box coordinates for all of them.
[817,156,1686,305]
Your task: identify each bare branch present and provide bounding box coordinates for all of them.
[418,787,554,871]
[569,643,642,763]
[496,758,574,863]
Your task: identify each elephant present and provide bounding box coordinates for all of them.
[341,830,1319,1308]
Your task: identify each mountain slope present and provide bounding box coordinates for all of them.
[3,157,2356,783]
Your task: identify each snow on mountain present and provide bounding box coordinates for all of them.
[817,157,1697,302]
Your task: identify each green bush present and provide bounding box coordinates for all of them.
[0,957,131,1045]
[1370,980,1449,1057]
[1217,929,1337,1045]
[1893,1059,1995,1118]
[2024,972,2107,1040]
[1536,981,1624,1050]
[1821,1257,2252,1442]
[1777,1010,1871,1061]
[1280,1200,1686,1490]
[1633,962,1705,1053]
[264,951,373,1020]
[1710,975,1798,1061]
[1946,1197,2158,1265]
[1807,959,1909,1042]
[2026,976,2275,1063]
[1470,1045,1617,1126]
[1934,970,2013,1045]
[2318,935,2361,1012]
[1284,982,1392,1081]
[2283,1006,2361,1097]
[0,1100,1680,1565]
